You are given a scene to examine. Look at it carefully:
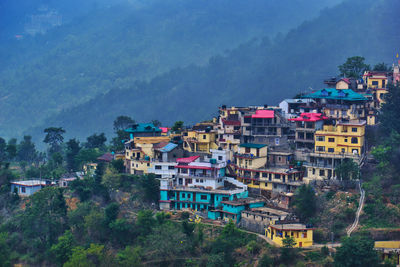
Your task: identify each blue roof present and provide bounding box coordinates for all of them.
[240,143,267,149]
[125,123,162,133]
[302,88,367,101]
[160,143,178,153]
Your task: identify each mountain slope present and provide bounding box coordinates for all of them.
[0,0,341,139]
[32,0,400,141]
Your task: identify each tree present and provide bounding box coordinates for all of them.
[50,230,75,265]
[136,210,156,236]
[6,138,17,161]
[64,244,115,267]
[113,116,135,132]
[338,56,370,79]
[139,174,160,203]
[282,236,297,248]
[334,234,379,267]
[0,232,11,267]
[171,121,184,133]
[373,62,389,71]
[151,120,162,127]
[293,184,317,222]
[85,133,107,149]
[380,84,400,134]
[66,138,81,171]
[335,159,360,180]
[21,187,68,251]
[43,127,66,154]
[117,246,142,267]
[17,135,37,163]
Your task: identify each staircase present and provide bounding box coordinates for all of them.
[347,180,365,236]
[225,177,247,190]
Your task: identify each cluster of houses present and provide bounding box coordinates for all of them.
[11,64,400,248]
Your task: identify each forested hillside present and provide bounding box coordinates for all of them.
[0,0,340,140]
[31,0,400,141]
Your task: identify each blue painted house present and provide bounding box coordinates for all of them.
[208,198,264,223]
[10,180,52,196]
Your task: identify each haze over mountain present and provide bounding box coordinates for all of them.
[28,0,400,143]
[0,0,342,142]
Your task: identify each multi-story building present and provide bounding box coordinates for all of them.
[363,70,391,108]
[288,113,328,150]
[147,142,185,179]
[182,127,219,154]
[217,106,243,152]
[125,123,163,138]
[124,136,171,175]
[241,108,291,147]
[234,143,303,195]
[304,120,366,181]
[159,150,249,212]
[303,88,368,122]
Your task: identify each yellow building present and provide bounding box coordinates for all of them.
[182,129,218,153]
[363,70,390,108]
[375,241,400,265]
[83,163,97,175]
[314,120,365,156]
[234,144,302,194]
[125,136,170,175]
[266,223,313,247]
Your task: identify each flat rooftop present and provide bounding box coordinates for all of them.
[245,207,290,216]
[221,197,264,206]
[270,223,310,231]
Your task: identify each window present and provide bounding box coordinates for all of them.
[328,148,334,153]
[155,174,161,178]
[344,138,348,142]
[316,146,325,152]
[155,165,162,170]
[245,147,250,153]
[312,168,315,175]
[196,179,199,182]
[182,193,185,198]
[352,149,359,154]
[203,135,207,139]
[319,170,325,176]
[147,163,150,167]
[200,195,207,200]
[341,148,345,153]
[21,187,26,193]
[168,166,174,170]
[316,136,325,142]
[200,179,204,183]
[218,156,223,160]
[372,81,379,86]
[352,127,357,132]
[328,138,335,142]
[351,137,358,144]
[275,174,281,179]
[234,135,240,139]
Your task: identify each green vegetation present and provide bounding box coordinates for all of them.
[338,56,370,79]
[292,184,317,223]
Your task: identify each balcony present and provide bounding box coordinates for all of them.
[233,152,260,159]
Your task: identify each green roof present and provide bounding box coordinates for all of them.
[240,143,267,149]
[125,123,162,133]
[303,88,367,101]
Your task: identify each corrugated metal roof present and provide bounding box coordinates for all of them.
[303,88,367,101]
[239,143,267,149]
[159,143,178,153]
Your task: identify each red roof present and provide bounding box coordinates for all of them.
[340,78,351,84]
[177,156,200,163]
[222,119,241,126]
[160,127,169,133]
[288,113,328,122]
[97,153,114,162]
[251,110,274,119]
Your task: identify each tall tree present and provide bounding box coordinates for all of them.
[66,138,81,171]
[380,83,400,134]
[373,62,389,71]
[292,184,317,222]
[85,133,107,149]
[335,159,360,180]
[113,116,135,132]
[44,127,66,154]
[171,121,184,133]
[338,56,370,79]
[17,135,37,163]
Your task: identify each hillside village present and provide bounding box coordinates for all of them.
[4,59,400,266]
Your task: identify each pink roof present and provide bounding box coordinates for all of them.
[176,165,212,170]
[251,110,274,119]
[288,113,328,122]
[177,156,200,163]
[160,127,169,133]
